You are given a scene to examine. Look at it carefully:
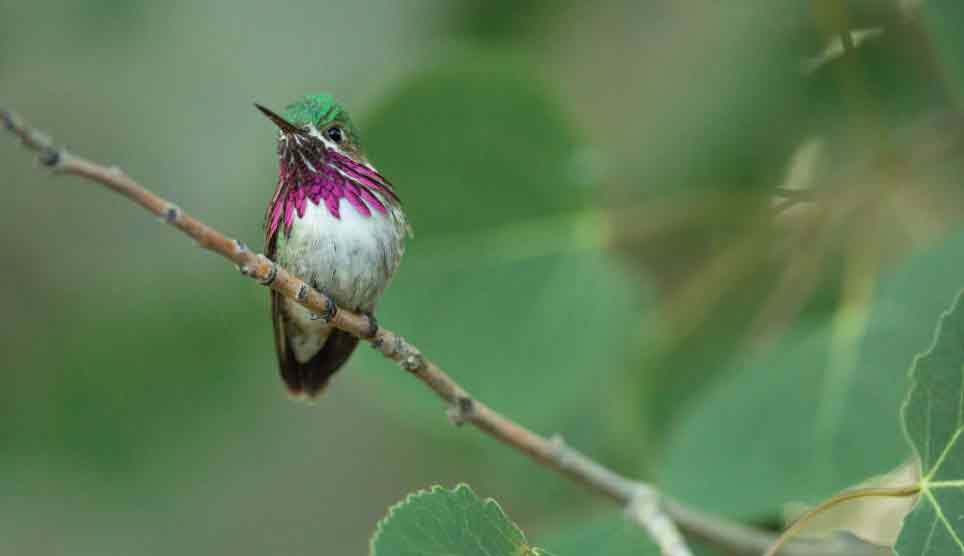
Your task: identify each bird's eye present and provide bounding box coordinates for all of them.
[325,125,344,144]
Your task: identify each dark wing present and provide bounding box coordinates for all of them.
[268,291,298,394]
[266,220,299,394]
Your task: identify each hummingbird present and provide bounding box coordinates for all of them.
[256,94,409,398]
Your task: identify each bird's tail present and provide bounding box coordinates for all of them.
[271,292,359,397]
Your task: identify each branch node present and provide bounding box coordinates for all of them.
[233,239,248,255]
[402,353,423,371]
[390,336,424,372]
[626,485,659,518]
[258,262,278,286]
[162,205,181,224]
[549,433,566,448]
[447,396,475,426]
[549,434,575,469]
[296,284,309,301]
[549,433,567,457]
[39,147,61,167]
[107,165,123,177]
[627,486,693,556]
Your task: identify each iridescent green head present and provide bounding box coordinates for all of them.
[256,93,364,159]
[282,93,357,135]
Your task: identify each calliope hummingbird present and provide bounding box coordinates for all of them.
[256,94,409,397]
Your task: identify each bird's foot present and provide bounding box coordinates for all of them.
[363,312,379,339]
[308,295,338,322]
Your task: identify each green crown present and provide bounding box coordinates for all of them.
[283,93,359,139]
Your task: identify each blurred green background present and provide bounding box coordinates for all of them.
[4,1,964,554]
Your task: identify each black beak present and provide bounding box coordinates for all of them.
[254,103,302,135]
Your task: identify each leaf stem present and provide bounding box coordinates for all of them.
[764,485,921,556]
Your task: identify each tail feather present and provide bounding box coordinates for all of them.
[271,291,359,397]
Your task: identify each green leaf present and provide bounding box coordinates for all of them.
[2,279,266,485]
[659,231,964,518]
[370,484,554,556]
[658,315,912,518]
[920,0,964,104]
[537,511,657,556]
[895,289,964,555]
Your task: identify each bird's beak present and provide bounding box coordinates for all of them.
[254,103,302,135]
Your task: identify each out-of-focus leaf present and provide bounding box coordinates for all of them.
[613,12,964,440]
[370,484,553,556]
[600,6,827,441]
[895,290,964,555]
[447,0,571,43]
[354,50,649,470]
[659,230,964,519]
[3,280,264,484]
[537,511,656,556]
[920,0,964,104]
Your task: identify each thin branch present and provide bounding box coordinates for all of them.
[2,109,892,556]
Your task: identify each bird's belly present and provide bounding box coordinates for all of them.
[278,198,404,312]
[276,197,404,363]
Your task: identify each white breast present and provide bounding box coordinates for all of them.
[277,197,406,362]
[282,196,405,308]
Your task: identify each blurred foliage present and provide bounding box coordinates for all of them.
[614,6,964,445]
[448,0,573,43]
[538,511,657,556]
[354,49,648,505]
[5,280,260,481]
[662,230,964,519]
[921,0,964,103]
[5,0,964,555]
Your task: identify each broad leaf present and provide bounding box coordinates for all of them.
[353,48,650,490]
[920,0,964,103]
[895,289,964,555]
[659,231,964,518]
[370,484,553,556]
[537,511,657,556]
